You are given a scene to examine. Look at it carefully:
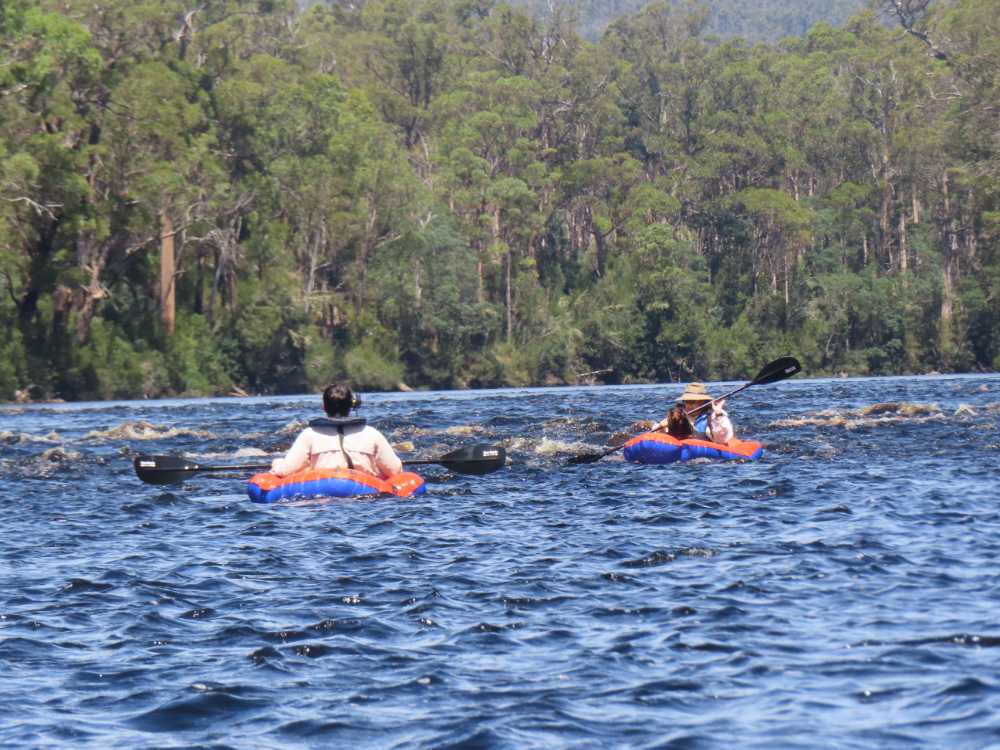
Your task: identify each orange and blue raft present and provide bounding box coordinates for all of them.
[247,467,425,503]
[622,432,763,464]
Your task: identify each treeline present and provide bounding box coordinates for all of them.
[1,0,997,401]
[516,0,867,42]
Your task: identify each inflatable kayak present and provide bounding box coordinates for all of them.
[247,468,426,503]
[623,432,763,464]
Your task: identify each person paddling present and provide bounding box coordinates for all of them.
[270,382,403,479]
[653,382,734,444]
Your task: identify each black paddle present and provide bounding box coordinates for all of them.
[402,444,507,476]
[133,444,507,485]
[566,356,802,465]
[133,456,270,485]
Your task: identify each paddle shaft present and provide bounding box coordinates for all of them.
[145,458,489,470]
[684,381,752,418]
[567,399,723,465]
[572,390,736,464]
[135,444,505,484]
[566,356,801,465]
[686,357,800,418]
[195,462,269,472]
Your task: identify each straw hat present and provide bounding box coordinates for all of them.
[678,382,712,402]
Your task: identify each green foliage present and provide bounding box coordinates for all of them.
[69,319,156,400]
[370,215,499,387]
[224,293,312,394]
[2,0,998,403]
[518,0,866,42]
[0,316,28,400]
[163,314,234,396]
[342,337,406,391]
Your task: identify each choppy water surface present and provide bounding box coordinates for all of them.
[2,375,999,749]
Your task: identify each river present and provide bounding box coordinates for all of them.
[1,373,998,748]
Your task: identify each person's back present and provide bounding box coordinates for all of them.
[270,383,403,479]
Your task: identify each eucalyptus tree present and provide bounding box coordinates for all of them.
[433,6,551,341]
[0,1,103,397]
[602,0,712,177]
[878,0,999,365]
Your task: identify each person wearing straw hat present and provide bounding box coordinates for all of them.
[653,382,733,443]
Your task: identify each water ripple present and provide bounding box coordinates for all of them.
[1,375,999,747]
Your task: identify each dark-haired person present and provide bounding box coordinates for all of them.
[653,381,735,444]
[661,404,694,440]
[270,382,403,479]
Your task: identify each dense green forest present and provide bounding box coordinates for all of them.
[516,0,867,42]
[1,0,997,401]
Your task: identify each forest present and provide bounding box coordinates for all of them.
[1,0,998,401]
[516,0,868,42]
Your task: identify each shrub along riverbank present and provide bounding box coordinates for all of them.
[1,0,998,401]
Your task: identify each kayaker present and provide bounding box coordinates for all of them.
[661,404,694,439]
[654,382,733,443]
[270,382,403,479]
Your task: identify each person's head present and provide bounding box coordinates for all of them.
[322,382,360,417]
[678,381,712,414]
[666,404,693,438]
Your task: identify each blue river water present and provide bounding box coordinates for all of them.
[1,374,999,749]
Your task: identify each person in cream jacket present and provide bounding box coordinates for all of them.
[271,382,403,479]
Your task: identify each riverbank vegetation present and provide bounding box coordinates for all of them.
[1,0,997,400]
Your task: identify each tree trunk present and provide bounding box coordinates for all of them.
[783,252,790,308]
[19,217,61,323]
[414,261,422,311]
[587,204,608,278]
[939,172,957,359]
[160,208,176,337]
[880,170,893,270]
[75,262,107,344]
[193,247,204,315]
[355,204,378,314]
[593,227,608,278]
[505,246,513,341]
[899,212,907,272]
[477,256,484,304]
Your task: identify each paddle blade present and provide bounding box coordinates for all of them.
[566,451,607,465]
[405,444,507,475]
[133,455,271,484]
[437,444,507,475]
[751,356,801,386]
[133,455,202,485]
[566,444,621,465]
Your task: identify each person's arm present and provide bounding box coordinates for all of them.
[706,400,734,444]
[372,430,403,478]
[271,429,312,476]
[653,407,672,432]
[710,414,734,444]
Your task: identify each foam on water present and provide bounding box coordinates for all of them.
[82,420,215,442]
[1,374,999,748]
[0,430,62,444]
[766,400,996,429]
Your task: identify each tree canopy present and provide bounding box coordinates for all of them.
[1,0,997,401]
